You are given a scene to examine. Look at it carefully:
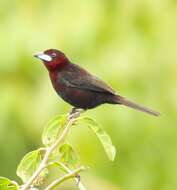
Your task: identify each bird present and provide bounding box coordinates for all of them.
[34,49,160,116]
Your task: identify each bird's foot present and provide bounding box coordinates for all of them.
[69,108,85,119]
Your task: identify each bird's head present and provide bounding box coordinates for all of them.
[34,49,69,71]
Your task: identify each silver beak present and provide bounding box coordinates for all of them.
[34,52,52,61]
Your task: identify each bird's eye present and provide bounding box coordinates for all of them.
[51,53,57,58]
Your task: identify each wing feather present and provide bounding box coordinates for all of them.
[58,64,116,95]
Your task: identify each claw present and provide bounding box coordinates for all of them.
[69,108,85,119]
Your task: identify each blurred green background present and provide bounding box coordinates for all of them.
[0,0,177,189]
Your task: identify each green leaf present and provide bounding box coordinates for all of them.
[59,143,78,166]
[0,177,19,190]
[16,149,48,185]
[76,117,116,161]
[48,162,68,173]
[49,162,87,190]
[42,114,68,146]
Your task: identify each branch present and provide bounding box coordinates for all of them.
[51,162,87,190]
[44,166,86,190]
[20,108,83,190]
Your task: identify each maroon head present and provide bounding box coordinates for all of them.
[34,49,69,71]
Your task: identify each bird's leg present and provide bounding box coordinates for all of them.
[69,107,78,115]
[69,107,85,119]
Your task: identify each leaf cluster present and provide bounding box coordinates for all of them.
[0,113,116,190]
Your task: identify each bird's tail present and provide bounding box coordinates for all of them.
[114,95,160,116]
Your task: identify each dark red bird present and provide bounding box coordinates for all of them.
[34,49,160,116]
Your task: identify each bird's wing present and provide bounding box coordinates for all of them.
[59,67,116,95]
[70,75,116,94]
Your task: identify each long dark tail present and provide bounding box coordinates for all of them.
[114,95,160,116]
